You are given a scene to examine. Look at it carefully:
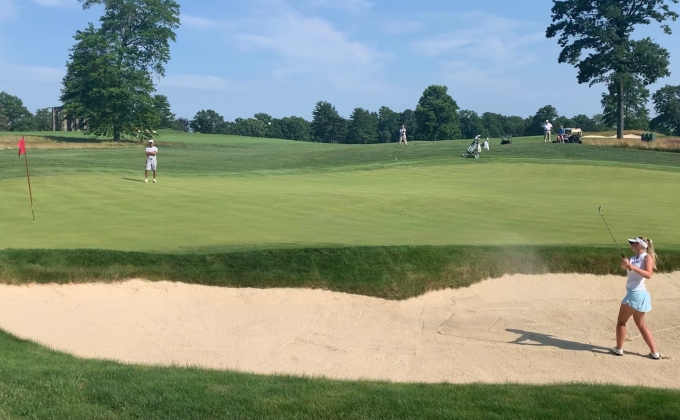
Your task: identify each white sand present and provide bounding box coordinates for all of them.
[583,134,642,139]
[1,273,679,387]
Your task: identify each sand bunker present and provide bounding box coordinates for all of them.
[583,134,642,139]
[1,273,679,387]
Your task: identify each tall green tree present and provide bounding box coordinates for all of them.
[347,108,379,144]
[527,105,559,135]
[601,76,650,130]
[651,84,680,135]
[458,110,485,139]
[0,92,33,131]
[311,101,347,143]
[190,109,224,134]
[547,0,678,139]
[33,108,54,131]
[415,85,461,141]
[377,106,400,143]
[61,0,180,140]
[400,109,418,140]
[282,117,312,141]
[153,95,175,129]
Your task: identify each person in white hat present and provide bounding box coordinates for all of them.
[543,120,553,143]
[611,237,660,359]
[145,139,158,183]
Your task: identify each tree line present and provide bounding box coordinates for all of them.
[186,83,680,143]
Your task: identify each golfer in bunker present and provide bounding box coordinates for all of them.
[611,237,660,359]
[145,139,158,183]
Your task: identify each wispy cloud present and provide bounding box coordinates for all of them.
[0,64,65,83]
[181,15,220,30]
[308,0,374,14]
[231,3,386,92]
[159,74,236,92]
[31,0,78,7]
[411,13,543,65]
[0,0,17,20]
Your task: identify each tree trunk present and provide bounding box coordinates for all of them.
[113,126,121,141]
[617,79,624,139]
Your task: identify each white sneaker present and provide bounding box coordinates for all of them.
[144,178,148,183]
[651,352,661,360]
[610,347,624,356]
[153,179,157,183]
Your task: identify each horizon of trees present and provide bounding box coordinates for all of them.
[3,82,679,139]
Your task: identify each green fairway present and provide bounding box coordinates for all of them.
[2,164,680,251]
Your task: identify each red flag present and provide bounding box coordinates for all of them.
[18,136,26,156]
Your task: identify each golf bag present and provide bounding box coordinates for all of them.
[462,139,481,159]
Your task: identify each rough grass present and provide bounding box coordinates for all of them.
[0,329,679,420]
[583,137,680,152]
[2,246,680,300]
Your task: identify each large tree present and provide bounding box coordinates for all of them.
[153,94,176,129]
[650,84,680,135]
[190,109,224,134]
[601,76,650,130]
[311,101,347,143]
[527,105,559,136]
[415,85,461,141]
[0,92,33,131]
[347,108,379,144]
[547,0,677,139]
[61,0,180,140]
[459,110,485,139]
[377,106,400,143]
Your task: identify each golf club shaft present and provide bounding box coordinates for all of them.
[598,207,625,259]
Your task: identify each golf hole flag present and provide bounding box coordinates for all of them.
[18,136,26,156]
[17,136,36,222]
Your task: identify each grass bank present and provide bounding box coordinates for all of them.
[0,330,678,420]
[2,246,680,299]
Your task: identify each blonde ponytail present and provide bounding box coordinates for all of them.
[641,237,658,269]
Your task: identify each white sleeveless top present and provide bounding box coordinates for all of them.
[626,252,648,292]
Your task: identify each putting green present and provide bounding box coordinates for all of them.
[1,162,679,251]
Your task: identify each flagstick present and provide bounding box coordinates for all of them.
[23,146,35,222]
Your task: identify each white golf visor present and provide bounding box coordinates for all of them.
[628,238,648,249]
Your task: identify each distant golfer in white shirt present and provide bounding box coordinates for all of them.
[399,125,408,146]
[543,120,553,143]
[145,139,158,183]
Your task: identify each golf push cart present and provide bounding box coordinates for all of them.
[463,138,481,159]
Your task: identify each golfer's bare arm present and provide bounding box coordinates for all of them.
[622,255,655,279]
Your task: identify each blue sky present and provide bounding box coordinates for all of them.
[1,0,679,121]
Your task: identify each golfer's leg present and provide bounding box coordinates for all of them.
[616,304,635,349]
[145,170,148,178]
[633,312,658,354]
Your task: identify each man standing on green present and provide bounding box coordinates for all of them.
[543,120,553,143]
[145,139,158,183]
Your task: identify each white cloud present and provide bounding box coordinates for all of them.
[411,13,543,65]
[0,64,65,83]
[308,0,373,14]
[0,0,17,20]
[181,15,220,30]
[232,4,386,92]
[159,74,236,92]
[31,0,78,7]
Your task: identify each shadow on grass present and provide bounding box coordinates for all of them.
[123,177,145,183]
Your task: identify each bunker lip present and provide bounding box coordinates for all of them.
[1,273,679,387]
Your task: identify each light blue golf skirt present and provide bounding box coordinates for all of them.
[622,289,652,313]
